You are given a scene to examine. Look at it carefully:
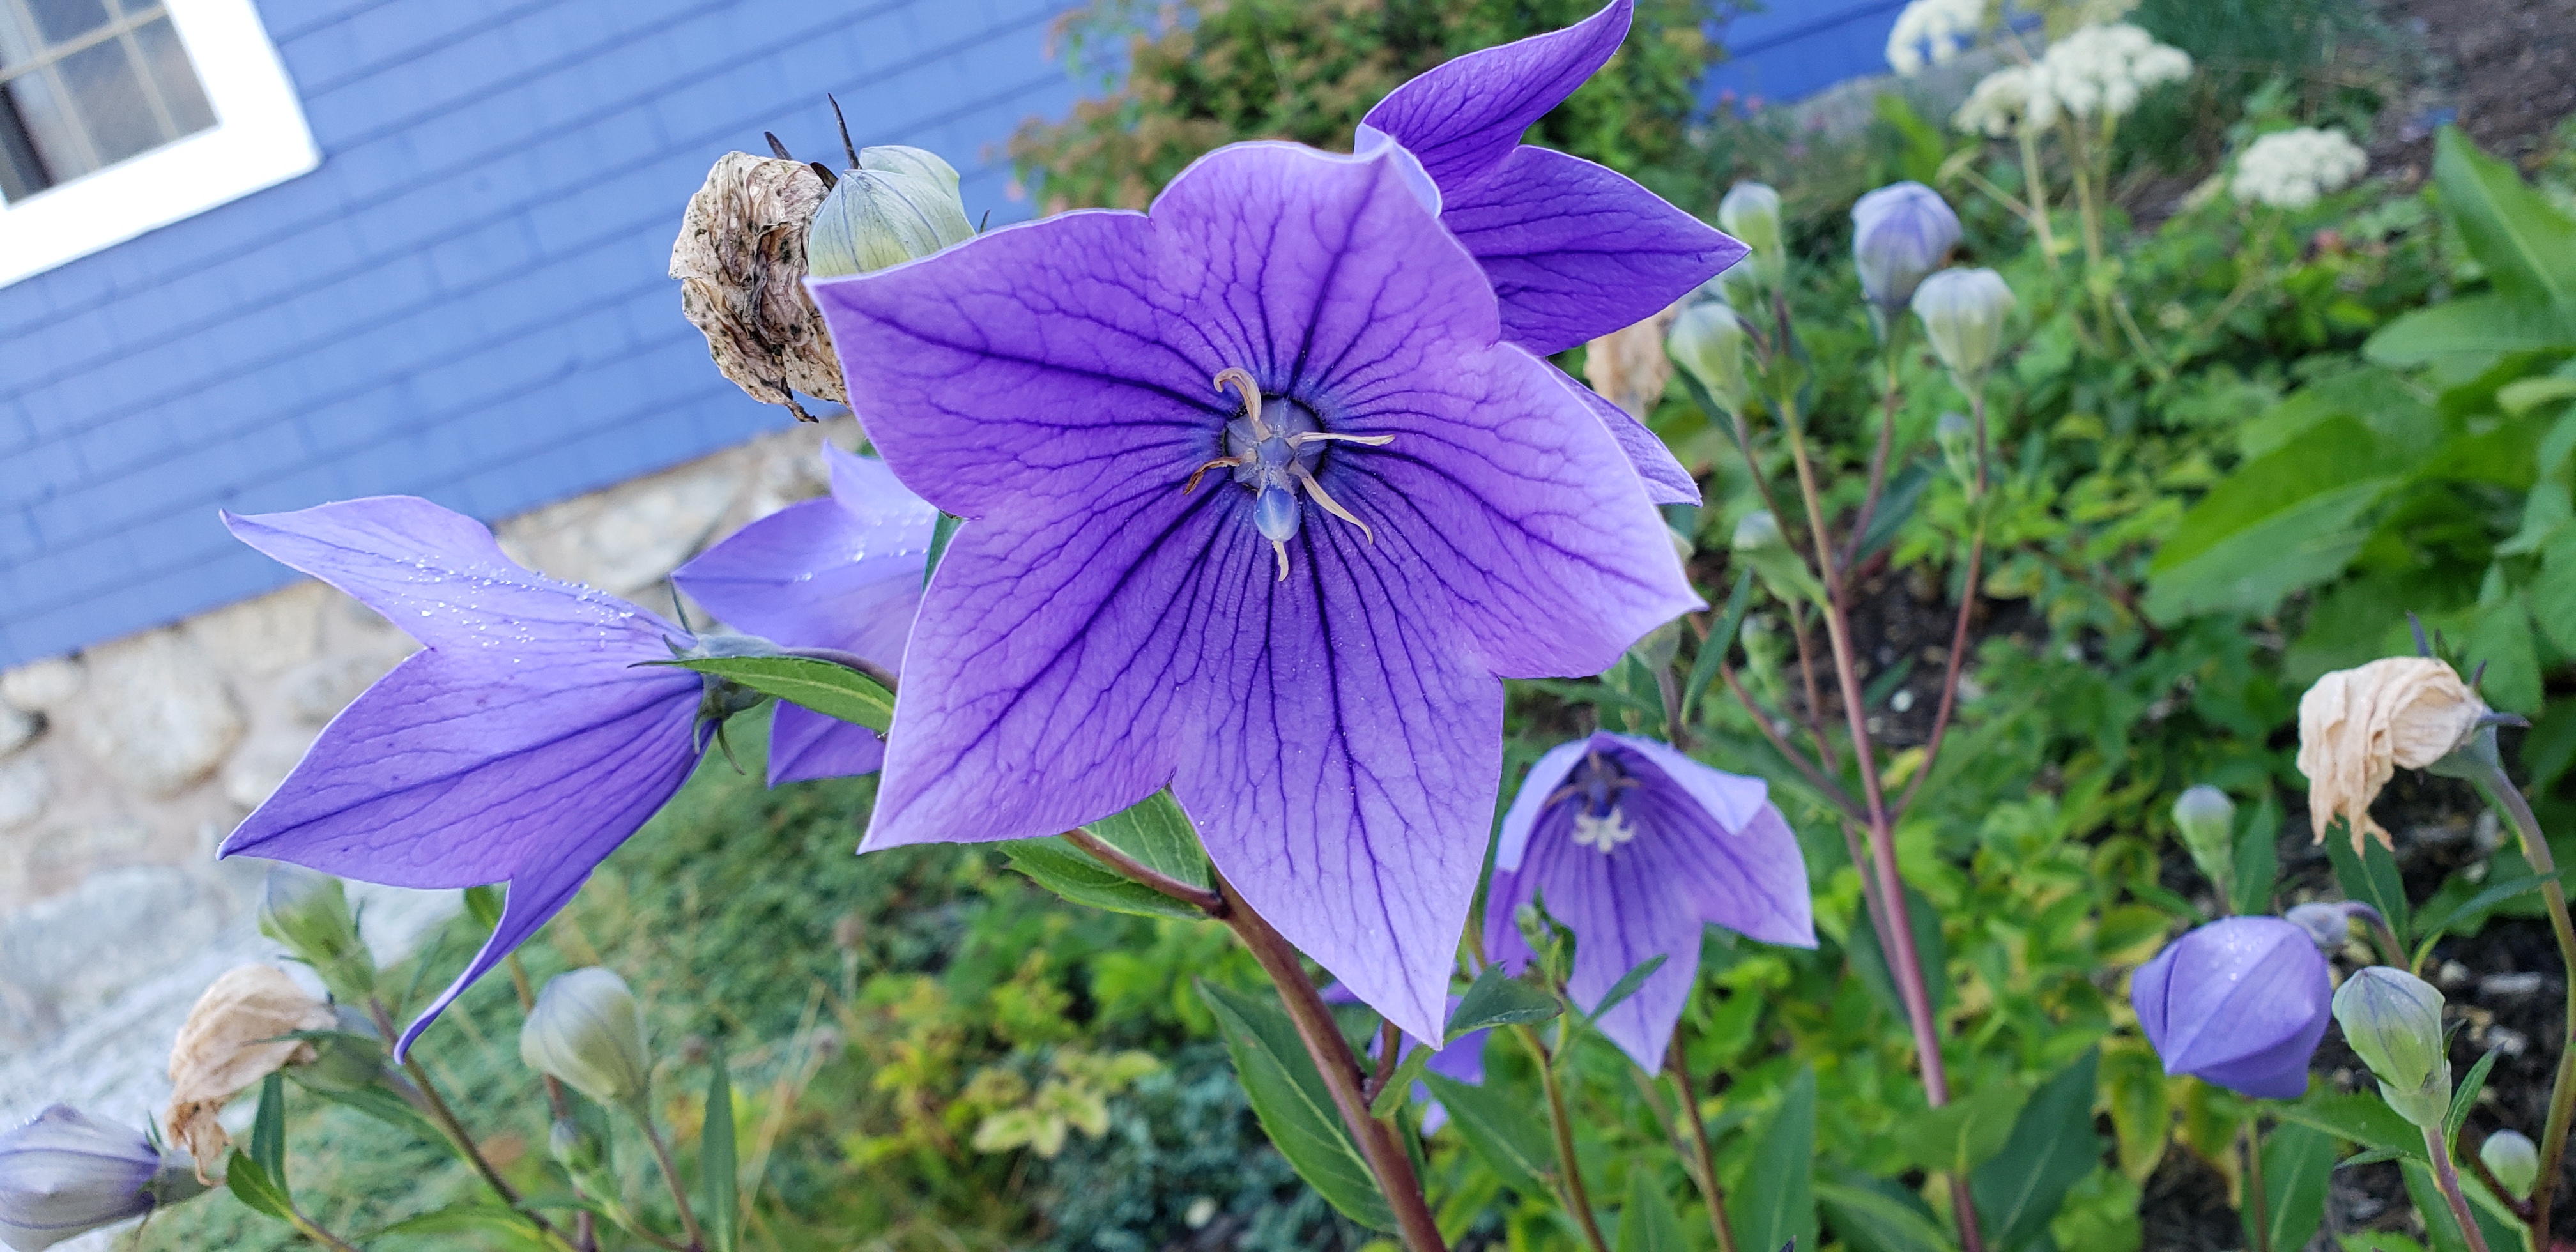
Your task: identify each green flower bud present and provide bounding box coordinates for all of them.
[1911,266,2014,381]
[1732,511,1824,607]
[257,865,374,1000]
[807,146,974,277]
[1717,182,1782,259]
[2480,1129,2538,1199]
[522,968,652,1108]
[2332,966,2451,1128]
[2172,785,2236,889]
[1667,302,1749,415]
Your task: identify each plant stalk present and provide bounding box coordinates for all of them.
[2473,767,2576,1243]
[286,1207,365,1252]
[2428,1122,2497,1252]
[1517,1023,1613,1252]
[366,998,582,1252]
[638,1110,709,1252]
[2243,1117,2272,1252]
[1667,1040,1741,1252]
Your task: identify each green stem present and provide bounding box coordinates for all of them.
[286,1207,365,1252]
[638,1109,708,1252]
[2473,767,2576,1244]
[2244,1117,2271,1252]
[2017,124,2058,268]
[2429,1122,2497,1252]
[1666,1041,1740,1252]
[368,1000,581,1252]
[1516,1023,1613,1252]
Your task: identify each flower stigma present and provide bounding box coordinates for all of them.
[1551,750,1643,854]
[1184,368,1393,580]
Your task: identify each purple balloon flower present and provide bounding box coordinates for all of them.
[0,1105,198,1251]
[1483,732,1814,1069]
[220,497,725,1056]
[2132,916,2333,1099]
[808,140,1701,1043]
[1358,0,1745,505]
[1851,181,1961,313]
[673,444,935,786]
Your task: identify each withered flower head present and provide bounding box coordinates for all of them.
[163,965,335,1175]
[670,151,845,421]
[2295,657,2487,854]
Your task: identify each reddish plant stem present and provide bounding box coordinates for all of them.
[2471,772,2576,1244]
[2426,1124,2495,1252]
[1717,665,1866,823]
[1666,1037,1742,1252]
[1788,607,1842,773]
[1841,345,1906,572]
[1894,389,1992,823]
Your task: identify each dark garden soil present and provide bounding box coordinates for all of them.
[2372,0,2576,178]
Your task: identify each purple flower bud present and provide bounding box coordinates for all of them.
[2283,901,2369,951]
[1851,181,1960,312]
[2132,917,2331,1099]
[0,1105,204,1251]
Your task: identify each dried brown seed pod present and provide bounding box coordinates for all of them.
[670,152,845,421]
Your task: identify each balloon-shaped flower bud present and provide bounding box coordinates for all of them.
[2481,1129,2539,1199]
[2170,785,2236,888]
[1718,181,1784,282]
[2298,658,2490,854]
[0,1105,206,1251]
[522,968,652,1108]
[2133,917,2331,1098]
[1733,511,1822,607]
[1851,181,1959,314]
[2333,966,2451,1128]
[806,146,974,279]
[1667,302,1748,414]
[258,864,374,1000]
[1911,267,2013,381]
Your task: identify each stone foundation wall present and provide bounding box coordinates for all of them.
[0,418,848,1053]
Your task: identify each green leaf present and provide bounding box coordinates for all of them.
[1586,953,1670,1023]
[1368,1044,1435,1118]
[703,1044,740,1252]
[1422,1072,1552,1196]
[1891,1081,2027,1177]
[650,654,894,731]
[1817,1175,1953,1252]
[1082,790,1209,887]
[2535,528,2576,655]
[224,1151,295,1221]
[2336,1147,2407,1169]
[1448,965,1561,1039]
[2231,791,2283,917]
[2276,1090,2421,1157]
[1616,1165,1689,1252]
[1729,1065,1817,1252]
[250,1073,288,1191]
[1970,1047,2102,1252]
[2250,1123,2336,1252]
[1197,980,1394,1231]
[2434,127,2576,307]
[2446,1048,2503,1138]
[1681,569,1756,725]
[2400,1157,2519,1252]
[1000,839,1207,920]
[1855,459,1935,565]
[2463,593,2542,715]
[2147,416,2405,622]
[293,1078,440,1142]
[2326,834,2412,949]
[925,512,962,586]
[2413,866,2576,943]
[1846,885,1949,1019]
[2365,296,2576,365]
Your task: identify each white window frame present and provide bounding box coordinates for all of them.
[0,0,317,288]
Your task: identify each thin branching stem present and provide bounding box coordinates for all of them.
[1666,1037,1740,1252]
[1515,1023,1612,1252]
[2471,768,2576,1242]
[367,998,582,1252]
[1894,388,1989,823]
[2426,1123,2495,1252]
[638,1110,709,1252]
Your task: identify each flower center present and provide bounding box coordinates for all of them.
[1183,369,1393,580]
[1549,751,1643,855]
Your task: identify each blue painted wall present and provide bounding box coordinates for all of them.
[0,0,1081,668]
[1704,0,1906,105]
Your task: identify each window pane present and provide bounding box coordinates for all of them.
[0,74,56,199]
[1,66,80,192]
[130,16,206,135]
[56,36,154,165]
[24,0,110,46]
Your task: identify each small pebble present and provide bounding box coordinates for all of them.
[2438,960,2472,988]
[2488,1027,2531,1057]
[1890,689,1915,713]
[2479,972,2545,998]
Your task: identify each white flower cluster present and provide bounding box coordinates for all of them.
[1886,0,1986,75]
[2231,126,2370,209]
[1952,22,2192,137]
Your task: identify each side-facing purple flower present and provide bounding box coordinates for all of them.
[0,1105,204,1251]
[1851,181,1961,314]
[809,140,1700,1044]
[2133,916,2333,1099]
[1483,732,1814,1069]
[220,498,724,1057]
[673,443,935,784]
[1357,0,1745,505]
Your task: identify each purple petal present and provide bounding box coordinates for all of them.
[672,446,933,668]
[766,703,887,786]
[1446,146,1746,355]
[1489,800,1701,1068]
[1613,739,1815,949]
[1358,0,1632,188]
[1555,363,1701,506]
[2134,917,2332,1095]
[1494,739,1594,871]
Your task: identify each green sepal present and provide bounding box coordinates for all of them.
[648,653,894,732]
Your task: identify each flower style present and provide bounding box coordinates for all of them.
[673,443,935,784]
[1356,0,1745,505]
[2296,657,2489,853]
[1852,181,1961,314]
[0,1106,203,1251]
[2038,24,2192,121]
[1885,0,1986,75]
[2232,126,2370,210]
[2133,916,2332,1099]
[808,141,1701,1042]
[219,498,741,1055]
[1953,64,2059,138]
[1482,732,1813,1068]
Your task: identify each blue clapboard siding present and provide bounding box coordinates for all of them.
[0,0,1081,668]
[1704,0,1908,105]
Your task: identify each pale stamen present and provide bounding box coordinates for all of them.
[1294,466,1374,544]
[1198,367,1392,580]
[1214,368,1270,439]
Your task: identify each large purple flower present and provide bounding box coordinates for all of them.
[1483,732,1813,1069]
[220,498,724,1056]
[1358,0,1745,505]
[673,444,935,785]
[809,141,1701,1042]
[2133,916,2333,1099]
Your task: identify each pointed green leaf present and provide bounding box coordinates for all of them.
[2365,295,2576,365]
[999,843,1203,920]
[1082,790,1209,887]
[1422,1071,1553,1196]
[1197,980,1394,1231]
[650,654,894,731]
[703,1044,740,1252]
[1847,885,1949,1018]
[2336,1147,2408,1169]
[2231,793,2283,917]
[2433,127,2576,307]
[1586,954,1670,1024]
[2276,1090,2422,1158]
[2326,834,2412,948]
[1816,1175,1954,1252]
[1682,569,1756,724]
[366,1203,546,1241]
[251,1073,288,1191]
[1969,1047,2101,1252]
[925,512,962,586]
[1616,1166,1689,1252]
[1450,965,1561,1038]
[2446,1048,2503,1138]
[1368,1044,1436,1118]
[2250,1123,2336,1252]
[1729,1065,1817,1252]
[224,1151,295,1220]
[292,1078,440,1143]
